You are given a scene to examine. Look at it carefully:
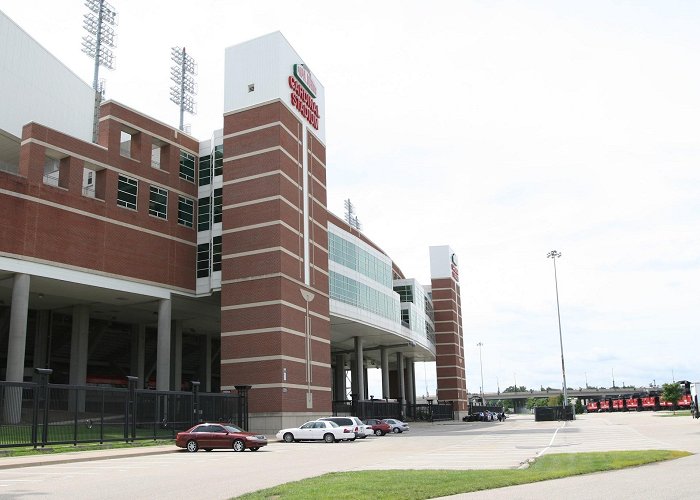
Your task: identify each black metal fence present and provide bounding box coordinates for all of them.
[333,399,455,422]
[0,377,250,449]
[534,405,575,421]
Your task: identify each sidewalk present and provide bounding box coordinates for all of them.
[0,444,178,470]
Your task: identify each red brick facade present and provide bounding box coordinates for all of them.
[220,101,331,415]
[431,277,468,413]
[0,102,198,292]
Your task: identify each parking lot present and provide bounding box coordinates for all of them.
[0,412,698,499]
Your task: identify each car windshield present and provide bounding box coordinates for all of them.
[223,425,242,433]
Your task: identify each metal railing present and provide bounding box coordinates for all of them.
[0,376,250,449]
[333,399,455,422]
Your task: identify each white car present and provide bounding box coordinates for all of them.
[383,418,410,433]
[276,420,354,443]
[318,416,372,439]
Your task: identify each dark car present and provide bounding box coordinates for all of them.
[363,418,392,436]
[176,423,267,452]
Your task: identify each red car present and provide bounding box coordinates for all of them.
[176,423,267,452]
[363,418,392,436]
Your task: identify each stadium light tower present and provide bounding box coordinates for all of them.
[82,0,117,143]
[547,250,568,410]
[170,47,197,131]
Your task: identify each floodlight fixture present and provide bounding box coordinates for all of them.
[170,47,198,131]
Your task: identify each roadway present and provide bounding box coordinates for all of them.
[0,412,697,499]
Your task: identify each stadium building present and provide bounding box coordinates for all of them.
[0,10,467,432]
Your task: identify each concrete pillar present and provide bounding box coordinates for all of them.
[131,324,146,389]
[32,310,50,378]
[199,334,212,393]
[5,273,30,382]
[69,305,89,386]
[156,298,171,391]
[406,359,415,404]
[334,354,346,401]
[170,320,182,391]
[380,347,390,399]
[69,305,89,413]
[3,274,30,424]
[354,336,365,400]
[397,352,406,406]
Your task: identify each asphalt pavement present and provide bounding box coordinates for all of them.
[0,411,696,499]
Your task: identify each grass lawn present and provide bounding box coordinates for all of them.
[656,410,691,417]
[236,450,691,500]
[0,439,174,458]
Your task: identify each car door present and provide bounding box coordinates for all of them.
[208,424,230,448]
[191,424,213,447]
[298,421,316,440]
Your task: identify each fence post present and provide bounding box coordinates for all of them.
[126,376,138,442]
[234,385,252,430]
[191,381,200,427]
[427,399,434,422]
[34,368,52,448]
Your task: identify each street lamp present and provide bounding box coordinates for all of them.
[547,250,568,410]
[300,289,315,409]
[477,342,485,405]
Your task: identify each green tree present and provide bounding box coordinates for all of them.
[662,382,683,414]
[526,398,549,410]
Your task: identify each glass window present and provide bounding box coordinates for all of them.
[197,243,210,278]
[198,196,211,232]
[178,196,194,228]
[179,150,195,182]
[214,144,223,177]
[212,235,222,272]
[213,188,222,224]
[117,175,138,210]
[198,154,211,186]
[148,185,168,219]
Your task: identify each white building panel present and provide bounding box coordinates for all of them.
[430,245,460,282]
[0,10,93,141]
[223,31,326,144]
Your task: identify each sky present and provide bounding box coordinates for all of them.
[1,0,698,398]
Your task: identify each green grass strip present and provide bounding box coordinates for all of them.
[236,450,691,500]
[0,439,174,458]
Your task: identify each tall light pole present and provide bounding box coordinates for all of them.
[547,250,568,409]
[300,289,315,409]
[477,342,484,404]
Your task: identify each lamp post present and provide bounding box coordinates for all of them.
[547,250,568,409]
[477,342,485,405]
[300,289,315,409]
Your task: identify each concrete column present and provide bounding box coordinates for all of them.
[131,324,146,389]
[199,335,212,393]
[354,336,365,400]
[334,354,346,401]
[406,358,415,404]
[69,305,90,386]
[5,273,30,382]
[156,298,171,391]
[3,274,30,424]
[397,352,406,406]
[380,347,390,399]
[170,320,182,391]
[32,310,50,378]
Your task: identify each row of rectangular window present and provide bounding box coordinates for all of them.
[196,235,222,278]
[329,271,400,323]
[328,233,393,288]
[197,188,222,232]
[198,145,224,187]
[116,174,194,228]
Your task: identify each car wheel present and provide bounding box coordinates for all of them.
[392,427,400,433]
[323,433,334,443]
[283,432,294,443]
[186,440,199,452]
[349,437,356,441]
[232,439,245,452]
[374,429,382,436]
[250,447,259,451]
